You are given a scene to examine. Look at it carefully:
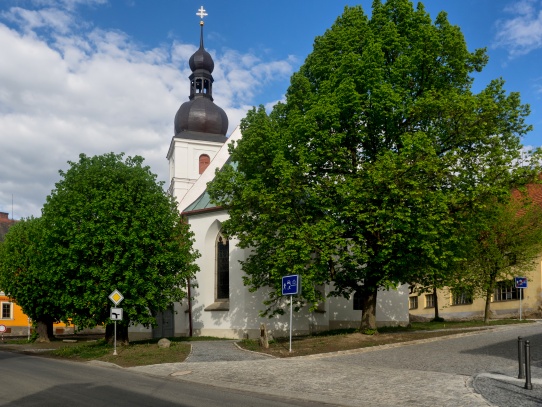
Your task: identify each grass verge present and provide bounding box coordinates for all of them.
[0,319,533,364]
[47,339,191,367]
[238,319,534,357]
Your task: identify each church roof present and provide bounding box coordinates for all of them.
[183,190,217,213]
[183,158,237,214]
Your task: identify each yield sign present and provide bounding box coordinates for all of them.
[109,289,124,306]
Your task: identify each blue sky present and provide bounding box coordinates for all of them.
[0,0,541,219]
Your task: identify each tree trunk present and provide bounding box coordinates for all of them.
[484,288,492,324]
[259,323,269,349]
[105,322,130,345]
[433,287,440,320]
[360,285,378,332]
[35,315,54,342]
[484,271,497,324]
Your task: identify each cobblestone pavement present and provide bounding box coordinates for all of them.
[125,323,542,406]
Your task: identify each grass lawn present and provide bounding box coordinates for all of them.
[47,339,192,367]
[0,336,211,368]
[238,319,534,357]
[0,319,533,365]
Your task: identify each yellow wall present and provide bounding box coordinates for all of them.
[0,295,71,336]
[409,257,542,320]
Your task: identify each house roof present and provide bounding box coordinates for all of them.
[0,212,17,242]
[528,181,542,206]
[512,176,542,207]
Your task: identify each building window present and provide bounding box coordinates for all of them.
[409,296,418,310]
[452,289,473,306]
[425,294,435,308]
[353,291,362,310]
[199,154,210,174]
[1,302,12,319]
[493,281,519,302]
[216,233,229,300]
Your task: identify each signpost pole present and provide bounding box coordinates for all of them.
[113,320,117,356]
[108,290,124,356]
[520,288,523,321]
[515,277,527,321]
[282,275,300,354]
[289,295,293,353]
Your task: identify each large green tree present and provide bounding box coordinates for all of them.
[0,217,64,342]
[459,191,542,323]
[41,153,199,343]
[208,1,539,330]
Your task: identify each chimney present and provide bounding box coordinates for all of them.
[0,212,9,221]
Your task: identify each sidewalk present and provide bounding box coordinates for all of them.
[126,339,491,407]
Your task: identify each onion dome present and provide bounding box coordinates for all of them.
[189,32,214,73]
[174,19,228,140]
[175,97,228,136]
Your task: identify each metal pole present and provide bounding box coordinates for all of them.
[518,336,525,379]
[525,340,533,390]
[188,278,193,337]
[113,321,117,356]
[520,288,522,321]
[289,295,293,353]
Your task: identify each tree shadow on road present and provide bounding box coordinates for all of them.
[461,331,542,364]
[3,382,190,407]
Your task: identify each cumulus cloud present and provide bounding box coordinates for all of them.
[0,2,295,219]
[494,0,542,57]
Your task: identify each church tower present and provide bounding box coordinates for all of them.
[167,7,228,205]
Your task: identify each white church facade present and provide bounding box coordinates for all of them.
[131,12,409,340]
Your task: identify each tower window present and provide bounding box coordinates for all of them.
[195,78,203,93]
[199,154,210,174]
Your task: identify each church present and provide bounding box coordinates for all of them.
[132,9,409,340]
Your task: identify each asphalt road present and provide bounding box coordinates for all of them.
[0,350,330,407]
[1,324,542,406]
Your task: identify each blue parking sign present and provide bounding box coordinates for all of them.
[515,277,528,289]
[282,275,300,295]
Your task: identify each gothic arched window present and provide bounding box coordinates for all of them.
[216,233,229,300]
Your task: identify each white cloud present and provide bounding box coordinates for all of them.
[32,0,108,11]
[2,7,74,34]
[494,0,542,57]
[0,3,294,219]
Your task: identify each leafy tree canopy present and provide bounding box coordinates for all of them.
[41,153,199,340]
[208,0,541,329]
[0,217,63,341]
[459,189,542,322]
